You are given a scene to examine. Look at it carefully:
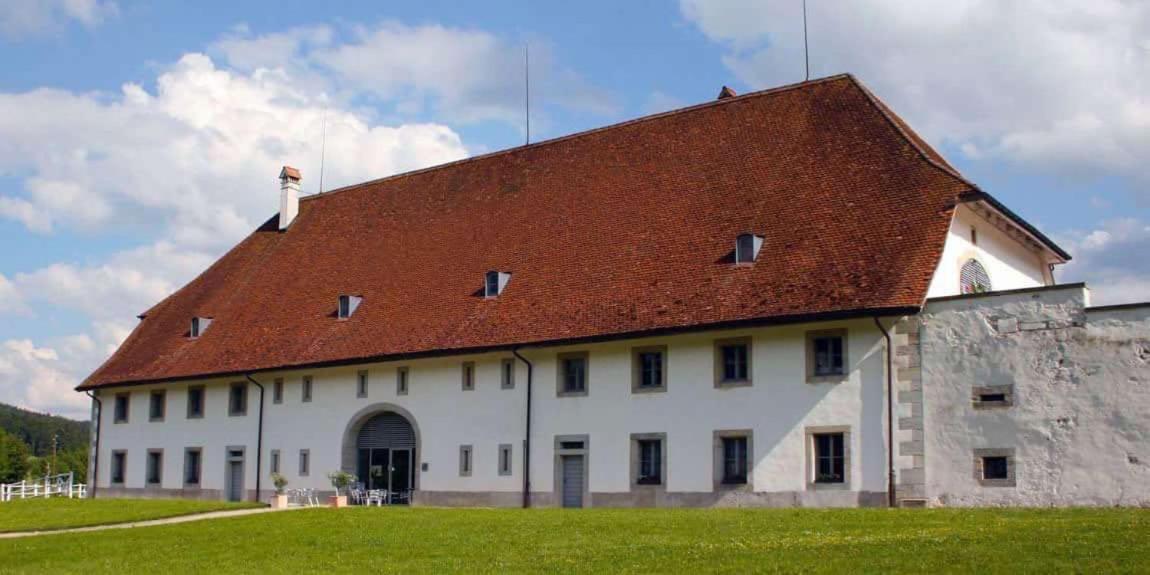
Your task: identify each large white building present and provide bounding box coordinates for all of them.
[79,75,1149,508]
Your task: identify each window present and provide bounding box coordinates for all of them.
[337,295,363,319]
[184,448,202,485]
[484,271,511,297]
[396,367,409,396]
[299,449,310,476]
[111,450,126,484]
[983,457,1008,479]
[632,433,666,487]
[722,437,748,485]
[813,433,845,484]
[734,233,764,264]
[272,378,283,404]
[960,259,992,294]
[632,346,667,393]
[974,448,1016,486]
[149,390,166,422]
[498,444,513,476]
[270,449,281,474]
[970,227,979,245]
[190,316,212,338]
[973,385,1014,409]
[146,450,163,485]
[113,392,130,423]
[807,329,847,381]
[187,386,204,419]
[302,376,313,402]
[714,337,751,387]
[713,430,752,489]
[557,352,589,396]
[461,362,475,391]
[501,358,516,390]
[459,445,473,477]
[228,382,247,416]
[357,370,369,398]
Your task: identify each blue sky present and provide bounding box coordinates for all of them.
[1,0,1147,417]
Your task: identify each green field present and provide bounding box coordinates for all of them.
[0,498,259,534]
[1,506,1148,573]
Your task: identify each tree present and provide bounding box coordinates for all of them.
[0,429,31,483]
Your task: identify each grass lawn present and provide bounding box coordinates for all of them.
[0,507,1147,573]
[0,498,259,533]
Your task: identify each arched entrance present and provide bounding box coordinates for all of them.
[342,404,420,504]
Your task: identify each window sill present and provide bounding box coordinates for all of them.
[806,374,847,385]
[149,418,164,423]
[186,414,203,420]
[557,391,588,398]
[183,483,201,489]
[715,379,752,389]
[808,481,850,491]
[978,478,1016,488]
[631,385,666,394]
[715,480,751,492]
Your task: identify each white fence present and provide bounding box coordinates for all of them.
[1,473,86,502]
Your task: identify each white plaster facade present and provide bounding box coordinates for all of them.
[918,285,1150,506]
[926,203,1055,299]
[90,319,894,507]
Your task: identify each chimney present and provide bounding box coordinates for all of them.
[717,86,737,100]
[278,166,301,230]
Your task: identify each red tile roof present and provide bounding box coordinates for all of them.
[80,74,979,389]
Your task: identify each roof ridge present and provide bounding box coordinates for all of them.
[301,74,855,203]
[843,75,980,192]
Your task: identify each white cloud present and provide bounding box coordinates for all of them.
[680,0,1150,185]
[0,338,88,418]
[1057,218,1150,306]
[0,273,25,314]
[0,0,117,39]
[213,22,619,126]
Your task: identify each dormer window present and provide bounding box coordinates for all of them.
[484,271,511,298]
[190,317,212,338]
[338,295,363,319]
[735,234,764,264]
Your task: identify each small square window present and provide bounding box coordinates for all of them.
[184,448,201,485]
[975,448,1016,486]
[972,385,1013,409]
[111,451,127,484]
[501,358,516,390]
[229,382,248,416]
[146,450,163,485]
[113,392,130,424]
[806,329,848,381]
[558,352,589,396]
[396,367,409,395]
[302,376,313,402]
[461,362,475,391]
[149,390,166,422]
[186,386,204,419]
[632,346,667,393]
[272,378,284,404]
[459,445,473,476]
[357,370,369,398]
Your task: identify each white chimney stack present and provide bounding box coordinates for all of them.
[279,166,301,230]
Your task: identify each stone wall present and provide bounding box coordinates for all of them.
[918,284,1150,506]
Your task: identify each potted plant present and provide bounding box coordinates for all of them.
[327,471,355,508]
[269,472,289,509]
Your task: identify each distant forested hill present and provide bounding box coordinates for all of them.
[0,403,89,456]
